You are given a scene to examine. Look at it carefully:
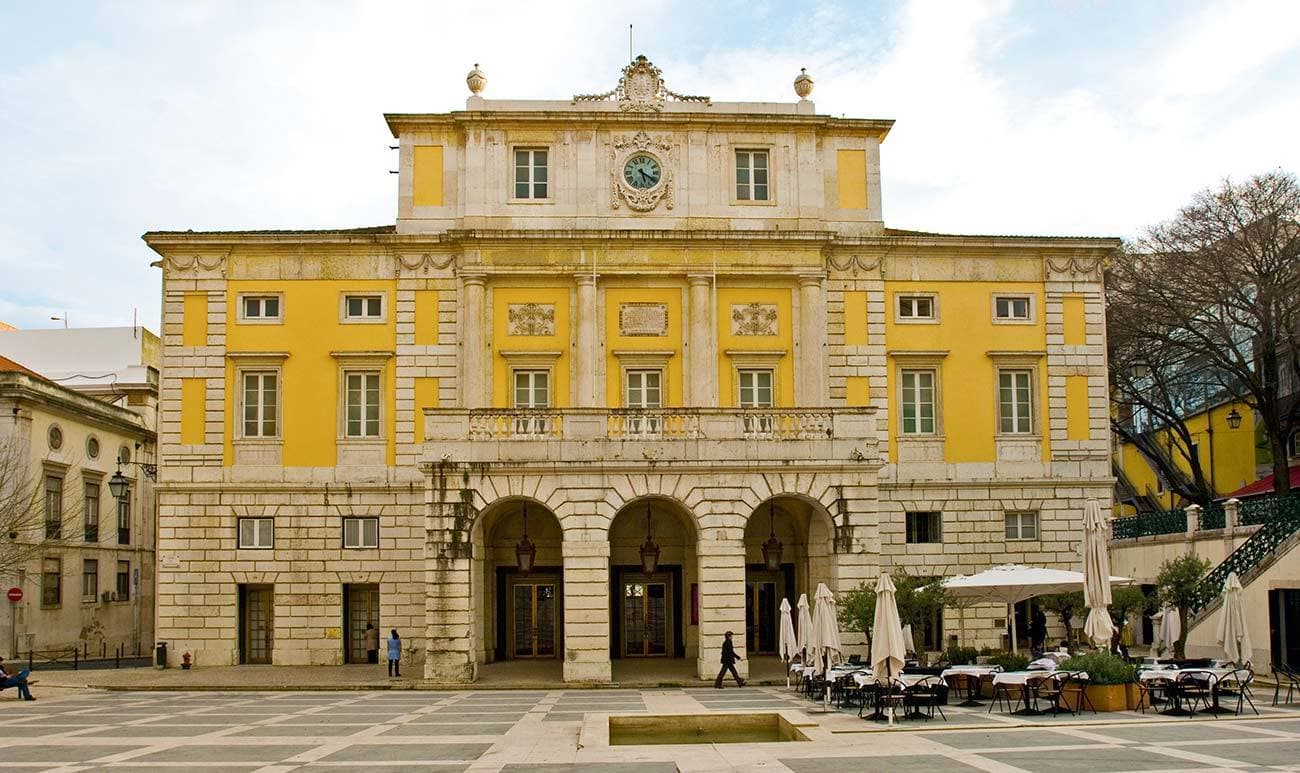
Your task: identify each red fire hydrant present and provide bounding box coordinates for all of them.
[181,652,192,670]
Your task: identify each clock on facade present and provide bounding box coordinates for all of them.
[622,154,662,189]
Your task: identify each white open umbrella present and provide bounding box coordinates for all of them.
[778,597,798,688]
[943,564,1131,653]
[870,572,907,726]
[1216,572,1253,666]
[1082,500,1116,649]
[796,593,813,660]
[809,583,842,712]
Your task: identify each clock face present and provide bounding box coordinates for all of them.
[623,154,662,189]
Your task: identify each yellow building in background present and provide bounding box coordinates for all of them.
[146,58,1117,681]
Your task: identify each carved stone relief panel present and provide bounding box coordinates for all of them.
[507,303,555,336]
[731,303,778,336]
[619,303,668,337]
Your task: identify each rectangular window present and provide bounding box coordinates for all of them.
[344,371,381,438]
[1004,511,1039,541]
[513,370,550,408]
[238,517,274,549]
[44,475,63,540]
[241,295,281,321]
[343,517,380,549]
[897,295,935,320]
[998,370,1034,434]
[905,511,942,544]
[242,371,279,438]
[738,369,774,408]
[994,295,1031,321]
[116,561,130,601]
[84,482,100,542]
[117,489,131,545]
[735,150,769,201]
[83,559,98,601]
[625,370,662,409]
[900,370,936,434]
[42,557,61,607]
[514,148,548,199]
[343,294,383,321]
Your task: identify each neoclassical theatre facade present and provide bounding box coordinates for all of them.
[147,59,1117,682]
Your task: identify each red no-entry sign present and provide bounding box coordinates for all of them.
[6,587,22,603]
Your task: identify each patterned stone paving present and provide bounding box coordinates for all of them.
[1,687,1299,772]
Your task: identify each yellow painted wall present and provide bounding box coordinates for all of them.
[225,279,397,467]
[843,290,868,346]
[492,287,571,408]
[1115,400,1260,505]
[884,282,1048,463]
[414,290,439,346]
[180,379,205,445]
[716,286,795,407]
[1065,376,1091,441]
[836,150,867,210]
[413,145,444,207]
[845,376,870,407]
[414,377,440,443]
[603,286,683,406]
[182,294,207,347]
[1062,296,1087,345]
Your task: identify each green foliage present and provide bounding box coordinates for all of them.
[978,646,994,656]
[1039,592,1085,642]
[988,653,1030,672]
[836,570,950,651]
[944,645,979,666]
[837,583,876,638]
[1156,554,1212,657]
[1060,652,1137,685]
[1109,586,1151,629]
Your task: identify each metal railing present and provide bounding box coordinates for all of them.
[1189,494,1300,613]
[1198,501,1226,530]
[1112,509,1187,539]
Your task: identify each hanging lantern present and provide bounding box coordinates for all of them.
[1226,408,1242,429]
[515,504,536,574]
[762,501,784,572]
[639,503,660,574]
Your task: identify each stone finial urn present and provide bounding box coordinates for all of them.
[794,68,814,100]
[466,63,486,95]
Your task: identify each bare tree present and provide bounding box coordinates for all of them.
[1108,171,1300,496]
[0,439,85,582]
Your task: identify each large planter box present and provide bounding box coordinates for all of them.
[1064,683,1138,712]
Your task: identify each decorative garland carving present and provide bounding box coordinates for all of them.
[826,254,883,276]
[397,252,457,274]
[1044,256,1105,278]
[161,254,227,275]
[573,55,710,112]
[610,131,674,212]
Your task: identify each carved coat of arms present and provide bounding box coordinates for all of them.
[507,304,555,336]
[731,303,779,336]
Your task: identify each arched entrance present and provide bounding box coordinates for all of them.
[609,497,698,672]
[471,498,564,667]
[743,496,835,655]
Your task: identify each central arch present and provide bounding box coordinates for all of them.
[743,495,836,656]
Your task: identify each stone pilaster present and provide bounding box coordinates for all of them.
[574,273,598,407]
[687,274,716,406]
[695,532,747,680]
[423,465,477,683]
[798,273,827,405]
[562,539,612,682]
[459,269,487,409]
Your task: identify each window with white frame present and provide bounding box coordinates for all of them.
[241,295,281,322]
[738,369,774,408]
[513,370,550,408]
[41,557,61,607]
[897,295,935,321]
[44,473,63,539]
[900,369,936,434]
[241,371,279,438]
[82,558,98,601]
[997,370,1034,434]
[514,148,548,199]
[735,150,769,201]
[116,560,130,601]
[343,294,383,321]
[238,517,274,549]
[343,517,379,549]
[84,481,99,542]
[343,371,381,438]
[625,370,662,409]
[994,295,1031,321]
[1004,511,1038,540]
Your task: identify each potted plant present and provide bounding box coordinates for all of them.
[1060,652,1138,711]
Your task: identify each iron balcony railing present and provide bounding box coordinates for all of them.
[1189,494,1300,613]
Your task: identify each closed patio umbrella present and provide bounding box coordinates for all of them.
[1153,606,1180,657]
[1082,499,1116,649]
[1216,572,1253,666]
[779,598,798,688]
[809,583,842,712]
[870,572,907,725]
[796,593,813,660]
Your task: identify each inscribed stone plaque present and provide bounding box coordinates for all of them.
[619,303,668,336]
[507,303,555,336]
[730,303,778,336]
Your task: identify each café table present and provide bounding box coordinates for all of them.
[854,671,927,720]
[940,665,1000,707]
[1141,667,1238,716]
[992,670,1076,716]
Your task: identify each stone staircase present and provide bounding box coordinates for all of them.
[1188,494,1300,625]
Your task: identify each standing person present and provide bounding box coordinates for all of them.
[713,631,745,689]
[387,629,401,678]
[1030,607,1048,654]
[364,623,379,664]
[0,656,35,701]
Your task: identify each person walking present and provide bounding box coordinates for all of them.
[386,629,402,678]
[714,631,745,689]
[0,656,35,701]
[364,623,379,664]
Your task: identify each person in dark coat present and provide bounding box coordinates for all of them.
[714,631,745,689]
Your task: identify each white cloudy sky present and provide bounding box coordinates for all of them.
[2,0,1298,330]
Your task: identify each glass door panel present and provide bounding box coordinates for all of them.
[535,584,556,657]
[513,584,535,657]
[647,583,667,655]
[757,581,777,653]
[623,582,645,657]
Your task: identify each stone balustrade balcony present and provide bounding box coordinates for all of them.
[422,407,879,467]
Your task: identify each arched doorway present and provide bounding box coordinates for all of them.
[743,496,835,655]
[608,497,698,664]
[471,498,564,665]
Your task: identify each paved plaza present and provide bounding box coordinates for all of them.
[4,685,1300,772]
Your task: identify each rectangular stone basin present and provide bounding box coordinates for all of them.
[609,713,809,745]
